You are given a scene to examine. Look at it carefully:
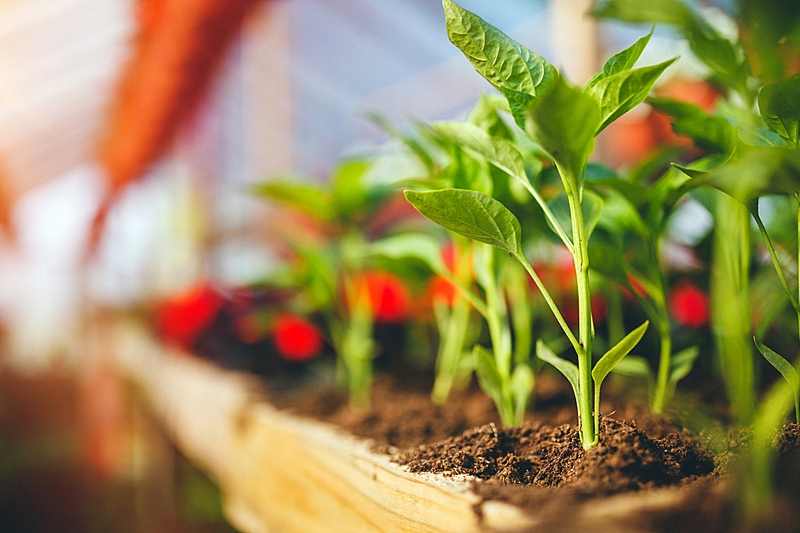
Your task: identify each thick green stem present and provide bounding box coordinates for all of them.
[565,174,596,449]
[651,324,672,414]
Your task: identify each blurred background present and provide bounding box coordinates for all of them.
[0,0,725,530]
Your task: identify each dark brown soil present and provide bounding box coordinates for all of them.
[271,376,500,449]
[395,416,715,496]
[265,364,800,532]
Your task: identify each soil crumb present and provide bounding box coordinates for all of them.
[396,417,715,496]
[270,377,500,449]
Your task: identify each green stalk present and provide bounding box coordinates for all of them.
[474,244,515,425]
[752,202,800,315]
[564,170,596,449]
[652,323,672,414]
[479,245,513,379]
[712,193,754,426]
[431,296,471,404]
[796,194,800,340]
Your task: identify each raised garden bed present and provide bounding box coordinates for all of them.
[111,320,731,533]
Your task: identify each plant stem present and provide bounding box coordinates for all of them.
[565,172,596,449]
[431,296,471,404]
[652,324,672,414]
[712,193,754,426]
[752,201,800,315]
[796,194,800,342]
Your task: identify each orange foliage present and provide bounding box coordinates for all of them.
[91,0,266,251]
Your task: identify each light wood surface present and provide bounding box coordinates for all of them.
[110,320,718,533]
[111,321,534,533]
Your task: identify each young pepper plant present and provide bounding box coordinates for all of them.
[370,99,540,415]
[594,0,761,428]
[406,0,666,448]
[253,159,410,409]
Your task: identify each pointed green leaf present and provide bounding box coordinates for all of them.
[669,345,700,384]
[526,76,601,182]
[592,321,649,386]
[612,355,654,381]
[755,338,800,401]
[536,339,579,399]
[474,344,504,405]
[443,0,557,128]
[251,180,333,221]
[601,30,655,83]
[586,30,654,93]
[510,364,535,425]
[759,73,800,147]
[648,98,737,154]
[587,58,676,133]
[404,189,523,255]
[369,233,446,275]
[468,94,514,140]
[431,122,528,186]
[591,0,694,27]
[737,123,794,148]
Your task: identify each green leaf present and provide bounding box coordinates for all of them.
[648,98,737,154]
[595,190,648,236]
[536,339,580,399]
[759,73,800,147]
[755,338,800,403]
[431,122,528,188]
[737,123,794,148]
[442,0,556,128]
[369,233,446,275]
[251,180,334,221]
[366,112,437,171]
[510,364,535,425]
[587,58,676,133]
[547,190,604,243]
[676,147,800,203]
[331,160,370,218]
[474,344,504,405]
[669,345,700,384]
[612,355,654,380]
[526,75,601,183]
[591,0,694,26]
[468,94,514,140]
[586,29,654,92]
[404,189,523,255]
[592,321,649,386]
[593,0,751,98]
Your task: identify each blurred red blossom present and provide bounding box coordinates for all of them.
[272,314,324,362]
[668,279,709,328]
[353,271,411,323]
[156,282,223,350]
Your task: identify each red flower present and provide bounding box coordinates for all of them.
[668,280,709,328]
[156,282,223,350]
[353,271,411,323]
[272,314,323,362]
[428,275,457,306]
[427,242,471,307]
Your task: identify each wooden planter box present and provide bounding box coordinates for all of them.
[109,321,708,533]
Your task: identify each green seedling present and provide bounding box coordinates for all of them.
[370,101,540,415]
[597,0,800,514]
[405,0,668,448]
[253,160,411,409]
